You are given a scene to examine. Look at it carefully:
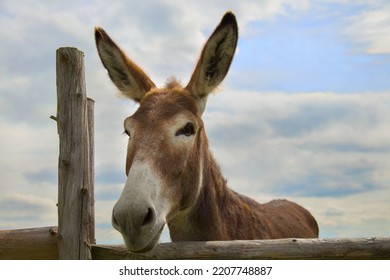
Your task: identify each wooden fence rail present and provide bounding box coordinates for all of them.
[0,226,59,260]
[1,228,389,260]
[91,237,390,260]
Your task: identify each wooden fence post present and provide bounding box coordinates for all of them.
[56,47,95,259]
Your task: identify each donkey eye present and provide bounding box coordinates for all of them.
[175,122,195,137]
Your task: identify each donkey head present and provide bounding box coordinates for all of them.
[95,12,238,252]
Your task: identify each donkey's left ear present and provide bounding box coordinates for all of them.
[186,12,238,114]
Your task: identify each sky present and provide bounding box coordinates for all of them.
[1,0,389,245]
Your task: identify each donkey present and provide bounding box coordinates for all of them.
[95,12,319,253]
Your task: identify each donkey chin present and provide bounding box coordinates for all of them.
[117,223,165,253]
[112,214,165,253]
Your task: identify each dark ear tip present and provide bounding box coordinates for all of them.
[94,26,107,42]
[220,11,237,28]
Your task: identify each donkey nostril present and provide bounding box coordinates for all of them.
[142,207,155,227]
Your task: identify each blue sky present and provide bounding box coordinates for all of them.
[232,6,389,93]
[1,0,389,244]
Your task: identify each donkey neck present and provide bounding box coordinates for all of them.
[167,148,242,241]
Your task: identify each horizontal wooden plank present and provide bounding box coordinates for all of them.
[2,227,389,260]
[92,237,390,260]
[0,226,59,260]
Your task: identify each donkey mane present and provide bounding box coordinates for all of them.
[165,78,183,89]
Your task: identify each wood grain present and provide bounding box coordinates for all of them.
[92,237,390,260]
[56,47,94,259]
[0,226,59,260]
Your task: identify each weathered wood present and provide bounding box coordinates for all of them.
[80,98,96,259]
[56,47,94,259]
[91,237,390,260]
[0,226,59,260]
[86,98,96,247]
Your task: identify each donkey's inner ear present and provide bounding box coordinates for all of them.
[186,12,238,114]
[95,27,155,102]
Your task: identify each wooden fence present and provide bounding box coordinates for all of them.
[0,47,389,260]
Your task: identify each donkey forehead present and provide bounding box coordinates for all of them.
[125,88,200,127]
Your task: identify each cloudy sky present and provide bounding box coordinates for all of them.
[1,0,389,244]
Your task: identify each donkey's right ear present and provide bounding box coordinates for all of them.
[186,12,238,114]
[95,27,155,102]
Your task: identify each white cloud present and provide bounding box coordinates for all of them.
[203,90,390,238]
[0,193,57,229]
[0,121,58,189]
[0,121,58,230]
[344,2,390,54]
[298,187,390,237]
